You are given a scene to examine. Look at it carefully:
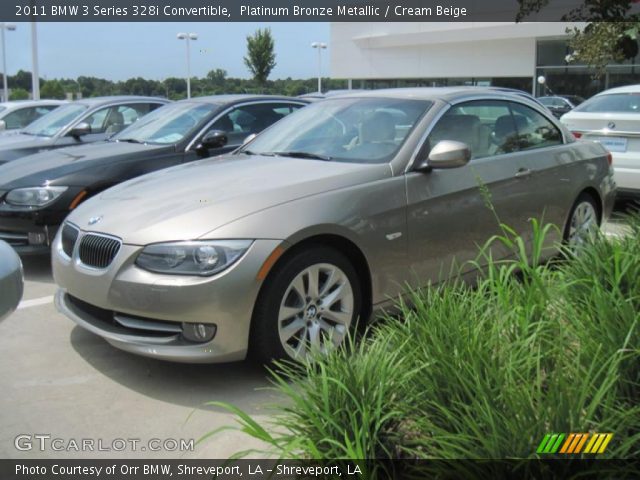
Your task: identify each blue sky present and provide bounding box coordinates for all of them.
[5,22,330,81]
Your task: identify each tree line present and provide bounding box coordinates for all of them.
[1,69,347,101]
[3,28,345,101]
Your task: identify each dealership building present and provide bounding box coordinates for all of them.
[330,23,640,97]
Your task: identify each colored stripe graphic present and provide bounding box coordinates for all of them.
[597,434,613,453]
[584,433,614,454]
[568,433,585,453]
[574,433,589,453]
[550,434,565,453]
[536,434,552,454]
[584,434,599,453]
[539,433,613,454]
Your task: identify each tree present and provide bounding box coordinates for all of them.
[41,80,66,99]
[518,1,640,75]
[9,70,33,90]
[244,28,277,85]
[207,68,228,87]
[10,88,29,100]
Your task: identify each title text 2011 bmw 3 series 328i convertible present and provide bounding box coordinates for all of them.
[51,88,616,363]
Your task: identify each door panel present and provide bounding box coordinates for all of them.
[404,99,550,289]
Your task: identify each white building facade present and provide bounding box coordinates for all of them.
[330,23,640,97]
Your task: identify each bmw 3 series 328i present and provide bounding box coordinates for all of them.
[52,88,615,363]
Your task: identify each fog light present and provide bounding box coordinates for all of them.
[28,232,47,245]
[182,323,216,343]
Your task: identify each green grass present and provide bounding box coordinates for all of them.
[203,214,640,475]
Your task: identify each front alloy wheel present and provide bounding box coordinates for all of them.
[250,246,361,363]
[278,263,354,359]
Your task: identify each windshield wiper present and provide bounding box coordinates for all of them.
[271,151,332,161]
[117,138,143,144]
[239,150,275,156]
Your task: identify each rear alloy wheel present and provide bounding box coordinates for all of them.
[251,246,361,363]
[564,194,600,251]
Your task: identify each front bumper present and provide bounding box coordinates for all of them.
[0,208,66,254]
[52,228,283,363]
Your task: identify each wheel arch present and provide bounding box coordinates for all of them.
[578,186,603,222]
[251,232,374,330]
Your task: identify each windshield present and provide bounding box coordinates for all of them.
[23,103,88,137]
[113,102,215,144]
[575,93,640,113]
[239,97,431,164]
[538,97,557,106]
[565,95,584,105]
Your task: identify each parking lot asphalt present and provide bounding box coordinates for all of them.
[0,211,633,460]
[0,256,274,459]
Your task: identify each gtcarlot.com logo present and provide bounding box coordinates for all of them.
[14,434,194,452]
[536,433,613,455]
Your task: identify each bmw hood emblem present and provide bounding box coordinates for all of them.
[607,121,616,129]
[88,215,103,226]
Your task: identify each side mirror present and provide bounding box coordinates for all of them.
[68,122,91,138]
[198,130,228,150]
[420,140,471,170]
[0,120,6,131]
[242,133,257,145]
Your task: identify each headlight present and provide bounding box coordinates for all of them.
[135,240,253,276]
[5,186,68,207]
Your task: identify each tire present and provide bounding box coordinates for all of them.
[563,193,600,251]
[250,245,362,364]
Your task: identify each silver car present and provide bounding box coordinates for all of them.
[52,88,616,363]
[0,240,23,322]
[561,84,640,199]
[0,100,65,131]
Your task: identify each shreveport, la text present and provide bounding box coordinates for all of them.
[15,463,363,477]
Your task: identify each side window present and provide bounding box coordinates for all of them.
[509,102,563,150]
[83,107,111,133]
[208,103,302,147]
[121,103,160,124]
[83,103,159,136]
[3,108,34,129]
[36,106,58,116]
[427,100,518,159]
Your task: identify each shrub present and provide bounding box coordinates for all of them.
[203,215,640,475]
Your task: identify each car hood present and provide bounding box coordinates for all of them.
[0,141,170,188]
[0,133,51,151]
[68,154,392,245]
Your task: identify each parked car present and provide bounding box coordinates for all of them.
[0,100,66,131]
[0,240,23,322]
[538,95,585,118]
[561,84,640,199]
[298,89,366,101]
[0,95,307,253]
[0,96,169,165]
[52,88,615,364]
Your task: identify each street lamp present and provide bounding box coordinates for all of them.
[537,75,555,96]
[311,42,327,94]
[0,23,16,102]
[177,32,197,99]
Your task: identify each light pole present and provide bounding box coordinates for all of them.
[30,22,39,100]
[311,42,327,93]
[0,23,16,102]
[537,75,555,96]
[177,32,197,99]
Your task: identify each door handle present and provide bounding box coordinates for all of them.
[514,168,533,179]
